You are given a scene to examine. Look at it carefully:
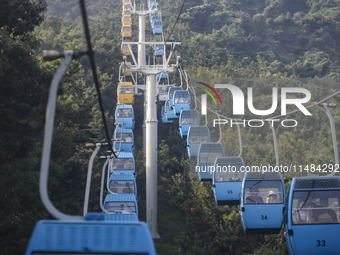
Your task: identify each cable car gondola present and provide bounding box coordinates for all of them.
[213,157,245,205]
[25,220,156,255]
[150,13,161,23]
[284,176,340,255]
[115,104,135,129]
[103,194,138,217]
[121,25,132,38]
[161,105,174,124]
[154,44,164,56]
[240,171,286,234]
[122,2,133,14]
[179,109,200,138]
[157,72,168,80]
[121,43,131,56]
[187,126,211,158]
[110,152,135,175]
[168,87,183,108]
[148,0,157,10]
[108,173,137,196]
[164,100,177,120]
[196,142,225,181]
[173,90,190,115]
[117,81,134,104]
[113,128,134,153]
[122,14,132,26]
[152,21,163,35]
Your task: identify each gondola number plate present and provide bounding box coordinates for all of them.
[260,215,268,220]
[316,240,326,247]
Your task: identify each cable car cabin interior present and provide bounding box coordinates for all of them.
[110,152,135,174]
[161,106,174,124]
[240,171,285,234]
[197,142,225,181]
[179,109,200,138]
[187,126,211,158]
[103,194,138,217]
[168,87,183,107]
[285,177,340,255]
[25,220,156,255]
[164,100,177,120]
[121,43,131,56]
[121,25,132,38]
[109,174,137,196]
[122,14,132,26]
[113,128,134,153]
[115,104,135,129]
[154,44,164,56]
[117,81,134,104]
[173,90,190,115]
[213,157,245,205]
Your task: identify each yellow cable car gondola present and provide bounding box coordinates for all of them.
[122,15,132,26]
[122,2,133,14]
[121,25,132,38]
[117,81,134,105]
[121,43,131,56]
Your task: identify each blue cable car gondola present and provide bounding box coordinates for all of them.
[148,0,157,10]
[213,157,245,205]
[110,152,135,175]
[152,20,163,35]
[284,176,340,255]
[240,171,286,234]
[161,105,174,124]
[150,13,161,23]
[196,142,225,181]
[157,72,168,80]
[86,212,138,222]
[109,173,137,196]
[168,87,183,108]
[103,194,138,218]
[25,220,156,255]
[154,44,164,56]
[179,109,200,138]
[164,100,177,120]
[187,126,211,158]
[115,104,135,129]
[113,127,134,152]
[173,90,190,115]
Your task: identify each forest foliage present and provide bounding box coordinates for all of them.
[1,0,339,254]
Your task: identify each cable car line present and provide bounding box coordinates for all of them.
[164,0,186,43]
[79,0,117,158]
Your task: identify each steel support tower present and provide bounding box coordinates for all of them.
[129,7,180,239]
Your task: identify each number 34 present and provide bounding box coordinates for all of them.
[316,240,326,247]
